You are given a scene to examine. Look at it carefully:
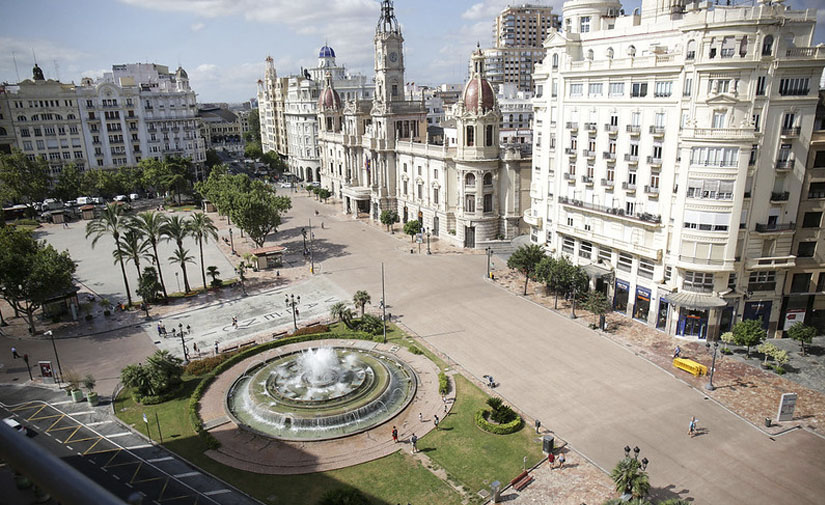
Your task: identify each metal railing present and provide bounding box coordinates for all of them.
[754,222,795,232]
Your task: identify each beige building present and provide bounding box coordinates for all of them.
[529,0,825,339]
[257,57,289,158]
[783,92,825,333]
[0,85,14,154]
[198,105,243,154]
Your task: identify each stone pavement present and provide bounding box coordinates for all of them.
[197,338,449,474]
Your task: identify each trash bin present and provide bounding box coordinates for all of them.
[765,417,772,427]
[491,481,501,503]
[542,435,554,453]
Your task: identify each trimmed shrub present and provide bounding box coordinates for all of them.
[135,383,185,405]
[486,397,503,411]
[184,353,236,376]
[291,324,330,337]
[475,409,523,435]
[438,372,450,395]
[356,314,383,335]
[408,346,423,355]
[316,487,370,505]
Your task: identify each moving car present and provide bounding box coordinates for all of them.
[3,417,28,436]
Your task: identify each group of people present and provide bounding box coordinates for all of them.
[156,321,191,338]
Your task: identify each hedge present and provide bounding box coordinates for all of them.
[187,330,382,449]
[291,324,330,337]
[474,409,523,435]
[438,372,450,395]
[135,382,185,405]
[183,353,237,376]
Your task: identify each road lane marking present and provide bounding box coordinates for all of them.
[147,456,174,463]
[173,472,200,478]
[204,489,231,496]
[107,432,131,438]
[86,420,113,426]
[126,444,153,450]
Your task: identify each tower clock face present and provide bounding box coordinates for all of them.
[389,51,398,63]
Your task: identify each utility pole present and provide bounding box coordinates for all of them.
[45,331,63,384]
[308,219,315,274]
[179,329,188,361]
[381,262,387,344]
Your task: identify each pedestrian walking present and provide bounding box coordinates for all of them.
[418,412,423,422]
[171,328,177,339]
[557,453,566,469]
[392,426,398,443]
[688,416,698,438]
[321,222,325,229]
[186,324,191,335]
[434,418,439,430]
[673,345,682,358]
[441,395,446,404]
[214,341,219,355]
[444,403,448,414]
[63,221,69,229]
[193,342,199,354]
[410,433,418,453]
[11,347,20,359]
[232,316,238,328]
[548,452,555,467]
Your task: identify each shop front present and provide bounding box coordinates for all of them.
[614,280,630,313]
[743,301,772,329]
[678,308,709,338]
[666,291,726,340]
[656,298,670,330]
[633,286,651,322]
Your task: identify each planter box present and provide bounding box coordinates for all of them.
[87,391,99,406]
[70,389,84,403]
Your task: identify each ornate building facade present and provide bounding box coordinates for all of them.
[529,0,825,339]
[317,1,530,248]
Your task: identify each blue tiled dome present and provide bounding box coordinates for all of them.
[319,45,336,58]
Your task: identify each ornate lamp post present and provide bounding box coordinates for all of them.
[705,338,719,391]
[621,445,649,498]
[285,294,301,331]
[426,228,432,255]
[486,247,493,279]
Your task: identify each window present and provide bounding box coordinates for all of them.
[798,242,816,258]
[683,78,692,97]
[739,36,748,57]
[626,201,635,215]
[465,194,475,212]
[761,35,773,56]
[629,143,639,156]
[417,184,423,199]
[22,141,32,151]
[391,84,398,97]
[562,237,575,254]
[690,147,738,167]
[686,40,696,60]
[809,182,825,199]
[749,271,776,291]
[818,274,825,293]
[465,173,476,186]
[570,83,583,97]
[778,78,809,96]
[483,194,493,212]
[486,125,494,146]
[654,81,672,97]
[580,16,590,33]
[588,83,603,96]
[579,241,592,259]
[665,266,672,282]
[756,76,767,95]
[683,271,714,292]
[814,151,825,167]
[638,259,654,279]
[466,125,474,146]
[433,189,439,205]
[631,112,640,126]
[631,82,648,98]
[552,54,558,69]
[598,247,612,263]
[483,173,492,186]
[728,273,737,289]
[617,253,633,272]
[803,212,822,228]
[791,273,812,293]
[609,82,624,96]
[753,113,760,132]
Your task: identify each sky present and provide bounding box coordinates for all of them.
[1,0,824,104]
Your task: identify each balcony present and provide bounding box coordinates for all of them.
[745,255,796,271]
[601,178,615,188]
[775,159,794,171]
[604,124,618,135]
[770,191,790,202]
[622,181,637,191]
[780,127,800,138]
[649,125,665,137]
[564,148,577,156]
[557,196,662,225]
[523,208,542,227]
[625,154,639,164]
[566,122,578,130]
[583,150,596,159]
[748,282,777,292]
[644,185,659,195]
[647,156,662,167]
[682,128,757,141]
[626,125,641,135]
[584,122,597,132]
[786,47,825,59]
[754,222,795,233]
[581,175,594,185]
[564,172,576,181]
[603,151,616,162]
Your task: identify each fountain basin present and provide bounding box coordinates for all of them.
[225,347,417,441]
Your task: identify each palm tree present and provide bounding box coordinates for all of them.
[168,246,195,293]
[188,212,219,290]
[610,458,650,499]
[329,302,354,329]
[132,211,170,299]
[114,228,152,280]
[86,203,134,306]
[206,266,221,287]
[353,290,371,317]
[161,215,192,291]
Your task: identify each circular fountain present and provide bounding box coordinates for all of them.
[225,347,417,441]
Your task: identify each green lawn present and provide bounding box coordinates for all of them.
[417,375,545,495]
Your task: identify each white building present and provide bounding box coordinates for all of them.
[498,83,534,151]
[77,63,205,174]
[529,0,825,339]
[317,1,531,247]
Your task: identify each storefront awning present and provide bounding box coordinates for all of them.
[665,291,726,310]
[583,263,612,279]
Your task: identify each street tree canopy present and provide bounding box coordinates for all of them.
[0,150,51,208]
[230,181,292,247]
[731,318,767,358]
[786,321,816,356]
[507,244,545,295]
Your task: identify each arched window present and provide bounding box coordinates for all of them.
[686,39,696,60]
[509,114,514,123]
[0,127,6,136]
[552,54,558,69]
[465,173,476,187]
[16,115,26,121]
[587,49,594,60]
[607,47,614,59]
[739,36,748,57]
[762,35,773,56]
[483,173,493,186]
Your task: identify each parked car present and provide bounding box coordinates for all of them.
[279,182,293,188]
[114,195,128,202]
[76,197,92,205]
[3,417,28,436]
[129,193,140,201]
[92,197,104,204]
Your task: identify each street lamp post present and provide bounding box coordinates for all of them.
[705,338,719,391]
[569,285,577,319]
[621,445,650,498]
[175,272,180,293]
[229,228,235,255]
[308,220,315,274]
[179,327,188,361]
[486,247,492,279]
[426,228,431,255]
[285,294,301,331]
[45,331,63,385]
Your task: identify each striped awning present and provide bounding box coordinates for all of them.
[665,291,726,310]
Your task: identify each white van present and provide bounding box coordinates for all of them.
[76,197,92,205]
[3,417,27,435]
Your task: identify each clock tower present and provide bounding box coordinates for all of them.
[374,0,404,104]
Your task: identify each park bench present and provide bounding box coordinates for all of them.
[672,358,707,377]
[221,344,239,354]
[272,330,288,339]
[304,321,321,327]
[239,341,256,349]
[510,470,533,491]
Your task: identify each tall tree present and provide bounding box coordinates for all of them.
[507,244,546,295]
[50,162,82,201]
[187,212,219,290]
[786,321,816,356]
[329,302,354,329]
[403,220,421,242]
[0,150,51,211]
[731,318,767,358]
[114,227,152,279]
[168,247,195,293]
[86,203,134,306]
[136,266,163,304]
[353,290,371,317]
[0,227,76,334]
[231,182,291,247]
[380,209,399,233]
[584,291,611,330]
[139,158,173,198]
[132,211,170,299]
